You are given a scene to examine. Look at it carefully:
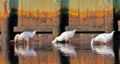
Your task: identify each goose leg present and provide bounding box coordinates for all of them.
[27,41,29,46]
[24,40,27,46]
[26,42,30,50]
[27,40,30,48]
[14,44,17,53]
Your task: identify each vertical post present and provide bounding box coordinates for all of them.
[60,0,70,64]
[52,0,69,64]
[52,26,61,64]
[2,19,10,64]
[113,0,119,64]
[2,0,18,64]
[1,0,10,64]
[8,0,19,64]
[60,0,69,33]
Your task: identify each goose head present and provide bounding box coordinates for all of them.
[14,34,20,43]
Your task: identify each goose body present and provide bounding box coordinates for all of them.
[94,31,114,43]
[14,30,36,45]
[52,29,76,44]
[91,31,114,48]
[52,29,77,57]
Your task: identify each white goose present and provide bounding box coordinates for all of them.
[52,29,76,56]
[91,31,114,57]
[13,30,36,46]
[52,29,76,44]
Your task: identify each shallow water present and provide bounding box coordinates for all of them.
[17,50,114,64]
[0,42,119,64]
[15,44,116,64]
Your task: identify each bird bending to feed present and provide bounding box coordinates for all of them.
[52,29,77,57]
[52,29,76,44]
[91,31,114,49]
[91,31,114,57]
[13,30,36,46]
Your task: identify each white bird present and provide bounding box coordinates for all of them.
[52,29,77,57]
[91,31,114,57]
[91,31,114,49]
[13,30,36,46]
[52,29,76,44]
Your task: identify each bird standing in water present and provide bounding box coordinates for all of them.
[13,30,36,46]
[52,29,77,56]
[91,31,114,57]
[52,29,76,44]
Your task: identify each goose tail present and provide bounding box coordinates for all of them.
[73,29,76,33]
[33,30,36,35]
[111,31,114,34]
[31,30,36,37]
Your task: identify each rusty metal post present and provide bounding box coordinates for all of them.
[59,0,70,64]
[1,0,10,64]
[113,0,119,64]
[8,0,19,64]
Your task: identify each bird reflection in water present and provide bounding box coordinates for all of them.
[9,31,37,56]
[52,29,77,57]
[91,31,114,57]
[52,42,76,57]
[59,44,76,57]
[14,44,37,56]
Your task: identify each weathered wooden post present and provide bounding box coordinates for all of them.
[1,0,10,64]
[2,0,18,64]
[2,18,10,64]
